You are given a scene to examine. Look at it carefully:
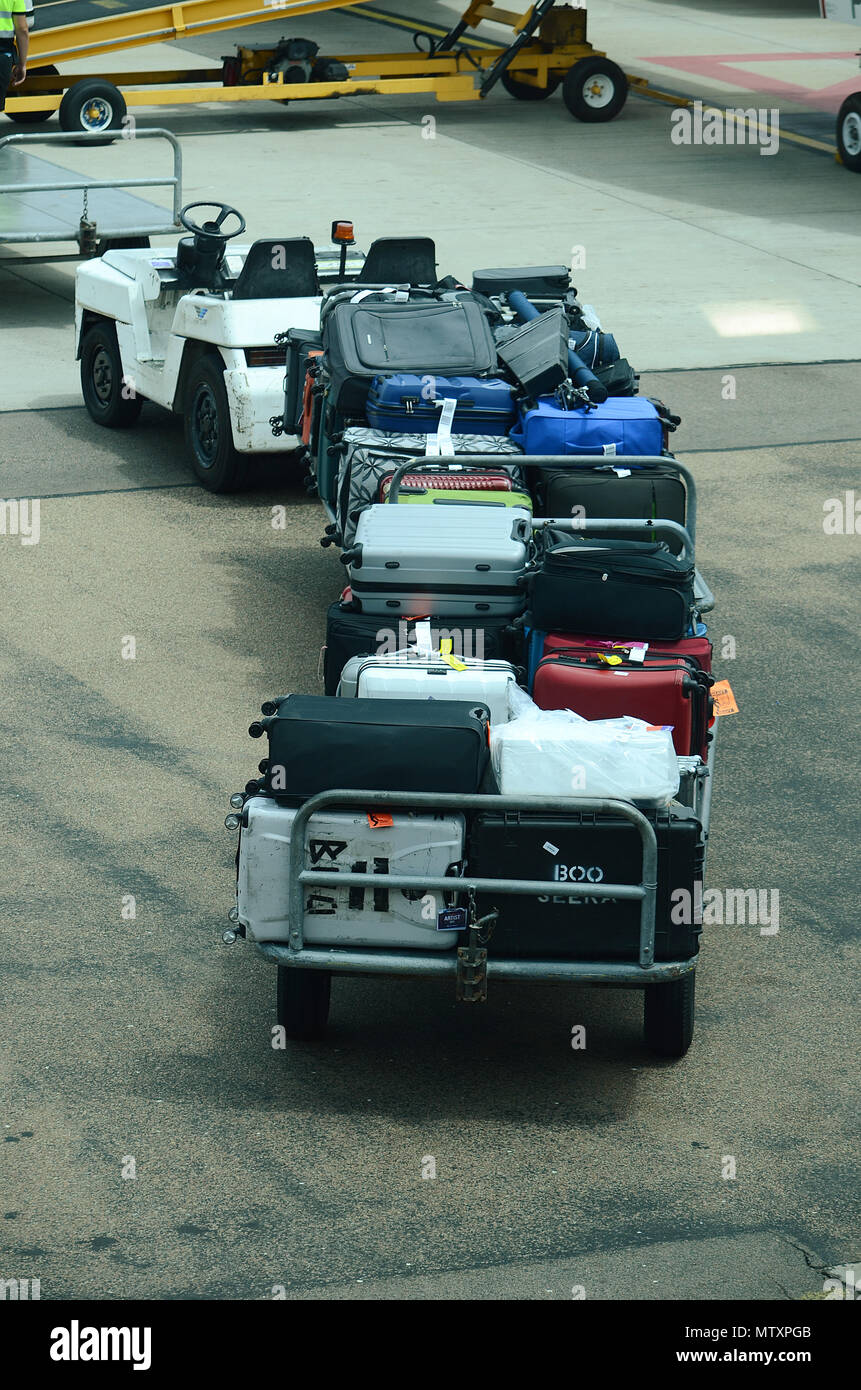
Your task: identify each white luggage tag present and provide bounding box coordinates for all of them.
[414,619,434,657]
[426,396,457,458]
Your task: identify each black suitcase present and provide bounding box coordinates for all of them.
[250,695,490,802]
[534,462,688,552]
[472,265,571,299]
[496,306,570,398]
[529,533,698,641]
[322,299,498,415]
[323,601,524,694]
[595,358,639,397]
[283,326,323,435]
[468,807,704,961]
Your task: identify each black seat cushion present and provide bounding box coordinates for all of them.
[358,236,437,287]
[231,237,320,300]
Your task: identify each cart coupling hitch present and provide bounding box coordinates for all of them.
[455,891,498,1004]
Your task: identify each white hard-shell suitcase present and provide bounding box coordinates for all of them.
[345,504,532,617]
[237,797,465,948]
[336,650,517,724]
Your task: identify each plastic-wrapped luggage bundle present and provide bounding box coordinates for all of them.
[490,691,681,807]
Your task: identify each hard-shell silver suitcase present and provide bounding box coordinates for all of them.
[344,504,532,617]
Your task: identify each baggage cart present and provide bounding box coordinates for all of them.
[229,745,715,1058]
[0,128,181,265]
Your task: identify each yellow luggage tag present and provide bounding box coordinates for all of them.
[438,638,467,672]
[597,652,623,666]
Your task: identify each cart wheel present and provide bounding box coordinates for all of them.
[643,971,695,1058]
[59,79,126,143]
[184,356,245,492]
[80,321,143,428]
[500,70,561,101]
[5,65,61,124]
[276,967,331,1041]
[562,58,628,123]
[836,93,861,173]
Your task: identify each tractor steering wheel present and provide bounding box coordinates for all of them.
[179,202,247,241]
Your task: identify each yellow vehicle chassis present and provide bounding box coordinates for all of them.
[7,1,607,118]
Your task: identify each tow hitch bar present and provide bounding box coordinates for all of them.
[456,890,498,1003]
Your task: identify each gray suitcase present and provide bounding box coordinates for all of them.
[335,427,525,548]
[344,504,533,617]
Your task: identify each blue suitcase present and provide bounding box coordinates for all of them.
[511,396,665,456]
[366,374,515,435]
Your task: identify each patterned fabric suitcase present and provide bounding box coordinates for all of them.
[334,427,524,547]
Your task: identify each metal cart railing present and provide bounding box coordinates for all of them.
[252,787,704,988]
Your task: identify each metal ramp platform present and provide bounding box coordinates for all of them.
[0,129,181,263]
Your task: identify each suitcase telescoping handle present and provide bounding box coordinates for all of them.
[532,515,695,566]
[384,457,519,504]
[433,453,698,544]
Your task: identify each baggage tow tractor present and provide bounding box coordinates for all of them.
[74,205,366,490]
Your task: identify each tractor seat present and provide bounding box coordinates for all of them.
[230,237,320,300]
[357,236,437,287]
[175,232,226,290]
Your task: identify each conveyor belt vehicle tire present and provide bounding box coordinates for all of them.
[58,79,126,144]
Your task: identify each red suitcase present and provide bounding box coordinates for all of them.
[532,646,714,760]
[540,629,713,674]
[379,470,520,499]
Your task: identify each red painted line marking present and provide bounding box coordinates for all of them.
[642,51,861,113]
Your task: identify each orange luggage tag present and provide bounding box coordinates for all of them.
[711,679,739,716]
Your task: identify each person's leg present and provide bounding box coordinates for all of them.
[0,51,15,112]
